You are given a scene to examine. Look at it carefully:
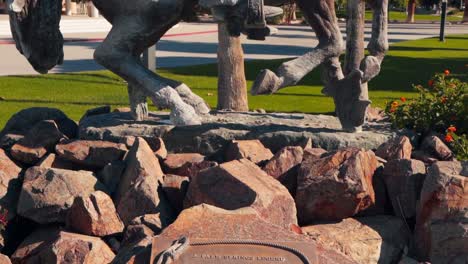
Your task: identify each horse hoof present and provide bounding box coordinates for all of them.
[251,69,282,95]
[174,84,211,115]
[170,104,202,126]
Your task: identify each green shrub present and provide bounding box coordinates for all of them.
[385,71,468,160]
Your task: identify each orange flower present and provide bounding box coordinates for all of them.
[445,134,454,143]
[428,80,434,87]
[447,126,457,133]
[444,69,450,76]
[441,97,448,104]
[400,97,407,102]
[391,101,399,108]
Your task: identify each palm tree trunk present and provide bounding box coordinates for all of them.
[463,0,468,23]
[406,0,416,23]
[217,23,249,112]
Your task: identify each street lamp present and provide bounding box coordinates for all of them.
[440,0,447,42]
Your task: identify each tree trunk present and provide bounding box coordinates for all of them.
[217,23,249,112]
[464,0,468,23]
[406,0,416,23]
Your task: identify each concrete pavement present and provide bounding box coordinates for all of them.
[1,15,467,76]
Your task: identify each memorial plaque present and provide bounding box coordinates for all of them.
[151,238,318,264]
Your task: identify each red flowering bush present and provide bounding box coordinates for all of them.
[385,71,467,160]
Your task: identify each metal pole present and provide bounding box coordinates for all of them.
[440,0,447,42]
[142,45,156,71]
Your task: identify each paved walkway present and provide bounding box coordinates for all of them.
[1,15,467,76]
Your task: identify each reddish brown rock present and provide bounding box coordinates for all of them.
[303,216,409,264]
[411,150,438,164]
[10,120,66,165]
[115,137,174,225]
[382,159,426,219]
[0,134,23,150]
[123,137,168,159]
[12,228,115,264]
[358,167,393,216]
[151,204,356,264]
[147,137,167,159]
[37,153,81,170]
[0,149,22,220]
[185,159,297,228]
[415,161,468,263]
[224,140,274,164]
[263,146,303,195]
[375,136,412,161]
[161,174,190,214]
[17,167,107,224]
[296,148,379,224]
[303,148,327,161]
[67,191,124,237]
[367,106,386,122]
[10,145,47,165]
[162,153,209,176]
[55,140,128,168]
[0,254,10,264]
[420,135,453,161]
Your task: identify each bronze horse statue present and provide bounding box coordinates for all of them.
[7,0,388,131]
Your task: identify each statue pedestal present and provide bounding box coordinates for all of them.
[79,111,397,157]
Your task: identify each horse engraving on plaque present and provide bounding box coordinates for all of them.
[152,237,316,264]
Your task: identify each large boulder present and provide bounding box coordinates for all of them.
[150,204,356,264]
[66,191,124,237]
[225,140,274,164]
[162,153,216,178]
[10,144,47,165]
[0,107,77,139]
[10,120,66,165]
[296,147,379,224]
[263,146,303,195]
[302,216,409,264]
[420,135,454,161]
[115,137,174,225]
[55,140,128,169]
[79,112,394,156]
[184,159,297,229]
[0,149,22,220]
[37,153,81,171]
[11,228,115,264]
[17,167,106,224]
[375,136,412,161]
[415,161,468,263]
[382,159,426,220]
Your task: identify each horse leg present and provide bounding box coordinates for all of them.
[251,0,344,95]
[127,82,148,121]
[93,13,202,125]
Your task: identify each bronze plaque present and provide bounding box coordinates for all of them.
[151,238,318,264]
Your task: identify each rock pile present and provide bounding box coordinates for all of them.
[0,108,465,264]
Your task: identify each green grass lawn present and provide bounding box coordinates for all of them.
[365,10,464,22]
[0,35,467,129]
